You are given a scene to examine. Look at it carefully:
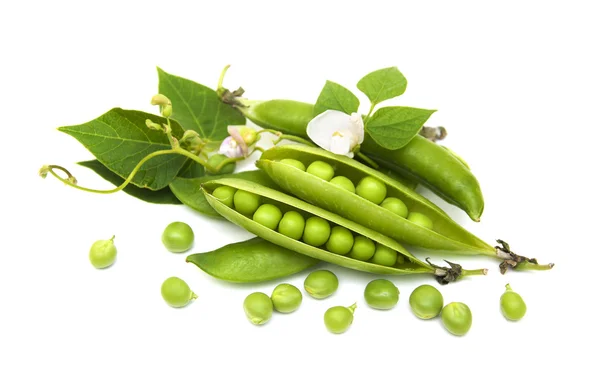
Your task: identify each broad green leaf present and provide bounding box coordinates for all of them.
[366,106,436,150]
[357,67,408,106]
[78,160,182,205]
[169,170,279,217]
[314,80,360,116]
[157,67,245,139]
[58,108,187,190]
[177,160,206,178]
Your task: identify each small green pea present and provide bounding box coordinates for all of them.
[306,160,335,181]
[356,176,387,204]
[325,226,354,255]
[364,279,399,310]
[349,236,376,261]
[304,269,338,299]
[162,222,194,253]
[302,216,331,247]
[89,235,117,269]
[371,244,397,266]
[271,283,303,313]
[280,158,306,171]
[409,284,444,319]
[233,190,261,216]
[324,303,356,334]
[278,211,305,240]
[380,197,408,218]
[161,276,197,308]
[206,153,235,175]
[441,302,472,336]
[243,292,273,325]
[253,204,283,230]
[212,186,236,209]
[407,212,434,230]
[500,284,527,321]
[330,176,355,193]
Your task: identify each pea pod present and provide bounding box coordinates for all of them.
[201,177,486,283]
[256,145,554,272]
[186,237,320,283]
[236,99,483,221]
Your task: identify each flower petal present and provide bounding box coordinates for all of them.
[349,112,365,145]
[219,137,244,158]
[329,134,351,156]
[307,110,354,150]
[227,126,248,156]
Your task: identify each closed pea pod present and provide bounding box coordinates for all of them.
[201,178,486,283]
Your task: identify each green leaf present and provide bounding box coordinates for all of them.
[58,108,187,190]
[169,170,279,217]
[366,106,436,150]
[357,67,408,106]
[314,80,360,116]
[157,67,245,139]
[78,160,182,205]
[177,160,206,178]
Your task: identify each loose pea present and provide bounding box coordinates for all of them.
[302,216,331,247]
[160,276,197,308]
[441,302,472,336]
[364,279,399,310]
[325,226,354,255]
[306,160,335,181]
[278,211,305,240]
[324,303,356,334]
[304,269,338,299]
[407,212,434,230]
[371,244,397,266]
[89,235,117,269]
[409,284,444,319]
[162,222,194,253]
[233,190,261,216]
[380,197,408,218]
[253,204,283,230]
[349,236,376,261]
[243,292,273,325]
[356,176,387,204]
[271,283,303,313]
[330,176,355,193]
[500,284,527,321]
[207,153,236,175]
[280,158,306,171]
[212,186,236,209]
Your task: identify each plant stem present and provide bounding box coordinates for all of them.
[217,64,231,91]
[356,152,379,169]
[272,134,315,147]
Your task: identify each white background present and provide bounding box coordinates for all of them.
[2,1,598,382]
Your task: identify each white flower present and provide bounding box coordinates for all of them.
[307,110,364,158]
[218,126,248,158]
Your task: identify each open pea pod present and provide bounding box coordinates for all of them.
[201,178,486,283]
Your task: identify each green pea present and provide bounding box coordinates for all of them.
[233,190,261,216]
[396,255,406,264]
[330,176,355,193]
[371,244,397,266]
[407,212,433,230]
[302,216,331,247]
[160,276,197,308]
[306,160,335,181]
[277,211,305,240]
[348,236,376,261]
[325,226,354,255]
[162,222,194,253]
[409,284,444,319]
[364,279,399,310]
[441,302,472,336]
[380,197,408,218]
[207,153,236,175]
[324,303,356,334]
[271,283,303,313]
[212,186,236,209]
[500,284,527,321]
[89,235,117,269]
[304,269,338,299]
[243,292,273,325]
[253,204,283,230]
[356,176,387,204]
[280,158,306,171]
